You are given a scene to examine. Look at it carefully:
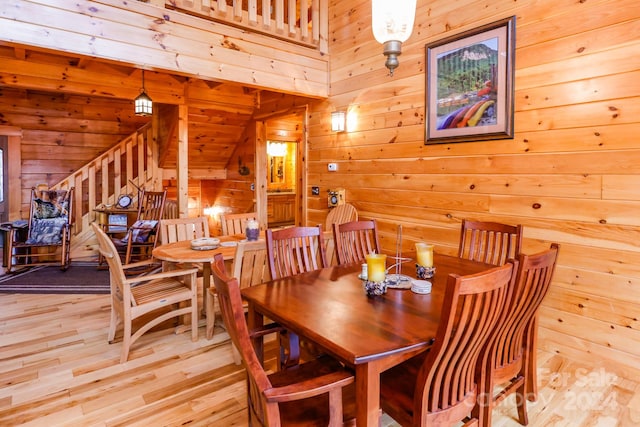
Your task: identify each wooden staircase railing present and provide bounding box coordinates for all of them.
[49,123,170,259]
[164,0,328,53]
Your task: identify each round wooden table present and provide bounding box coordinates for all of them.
[152,235,260,333]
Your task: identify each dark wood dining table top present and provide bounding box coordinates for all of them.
[241,253,492,365]
[241,252,494,426]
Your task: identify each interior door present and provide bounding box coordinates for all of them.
[0,136,7,223]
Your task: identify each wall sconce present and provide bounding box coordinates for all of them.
[371,0,417,76]
[331,111,346,132]
[134,70,153,116]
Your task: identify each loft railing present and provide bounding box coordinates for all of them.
[50,123,167,241]
[164,0,328,53]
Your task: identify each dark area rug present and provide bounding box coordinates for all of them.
[0,263,110,294]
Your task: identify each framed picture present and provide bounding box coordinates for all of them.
[425,16,516,144]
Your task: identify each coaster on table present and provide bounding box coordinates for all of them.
[411,280,432,294]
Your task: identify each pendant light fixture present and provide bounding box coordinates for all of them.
[371,0,417,76]
[134,69,153,116]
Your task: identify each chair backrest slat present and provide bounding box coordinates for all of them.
[325,203,358,229]
[220,212,258,235]
[159,217,209,244]
[333,219,381,265]
[266,225,327,279]
[416,261,515,416]
[138,190,167,222]
[232,240,271,290]
[458,220,523,266]
[91,222,127,295]
[488,243,559,373]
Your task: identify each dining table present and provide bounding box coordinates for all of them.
[241,252,493,427]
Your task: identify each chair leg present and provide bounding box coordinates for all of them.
[191,283,199,342]
[231,344,242,365]
[205,289,216,340]
[107,306,118,344]
[525,316,539,401]
[120,316,132,363]
[475,367,493,427]
[516,377,529,425]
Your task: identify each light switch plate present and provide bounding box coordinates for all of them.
[327,163,338,171]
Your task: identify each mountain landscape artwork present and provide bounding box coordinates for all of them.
[425,16,515,144]
[436,39,498,130]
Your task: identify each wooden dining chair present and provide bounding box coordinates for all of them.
[159,216,209,244]
[325,203,358,229]
[205,239,271,346]
[265,225,328,366]
[91,223,198,363]
[379,260,516,427]
[474,243,559,427]
[210,253,356,426]
[220,212,258,235]
[458,219,523,266]
[112,189,167,265]
[265,225,328,280]
[332,219,381,265]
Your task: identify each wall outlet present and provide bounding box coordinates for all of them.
[327,163,338,171]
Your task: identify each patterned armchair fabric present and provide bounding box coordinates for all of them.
[26,217,69,245]
[32,191,71,219]
[26,189,71,245]
[5,187,74,273]
[119,220,159,244]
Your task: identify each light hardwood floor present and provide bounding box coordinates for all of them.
[0,289,638,426]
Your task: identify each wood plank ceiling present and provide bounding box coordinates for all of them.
[0,41,279,172]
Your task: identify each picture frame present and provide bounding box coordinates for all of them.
[425,16,516,144]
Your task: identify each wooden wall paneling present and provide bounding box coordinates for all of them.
[545,286,639,331]
[318,0,640,377]
[0,0,329,97]
[538,327,640,383]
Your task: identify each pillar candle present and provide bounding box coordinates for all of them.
[415,243,434,267]
[365,253,387,282]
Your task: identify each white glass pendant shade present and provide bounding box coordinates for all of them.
[134,69,153,116]
[134,91,153,116]
[371,0,417,75]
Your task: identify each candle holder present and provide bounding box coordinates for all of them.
[416,264,436,279]
[363,279,387,297]
[245,219,259,241]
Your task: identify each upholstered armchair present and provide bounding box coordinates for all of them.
[5,186,74,273]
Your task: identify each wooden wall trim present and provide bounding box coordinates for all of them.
[0,127,22,220]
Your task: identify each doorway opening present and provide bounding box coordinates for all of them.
[259,108,306,229]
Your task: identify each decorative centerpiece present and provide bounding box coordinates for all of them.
[363,279,388,296]
[363,253,387,297]
[245,219,260,241]
[191,237,221,250]
[415,242,436,279]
